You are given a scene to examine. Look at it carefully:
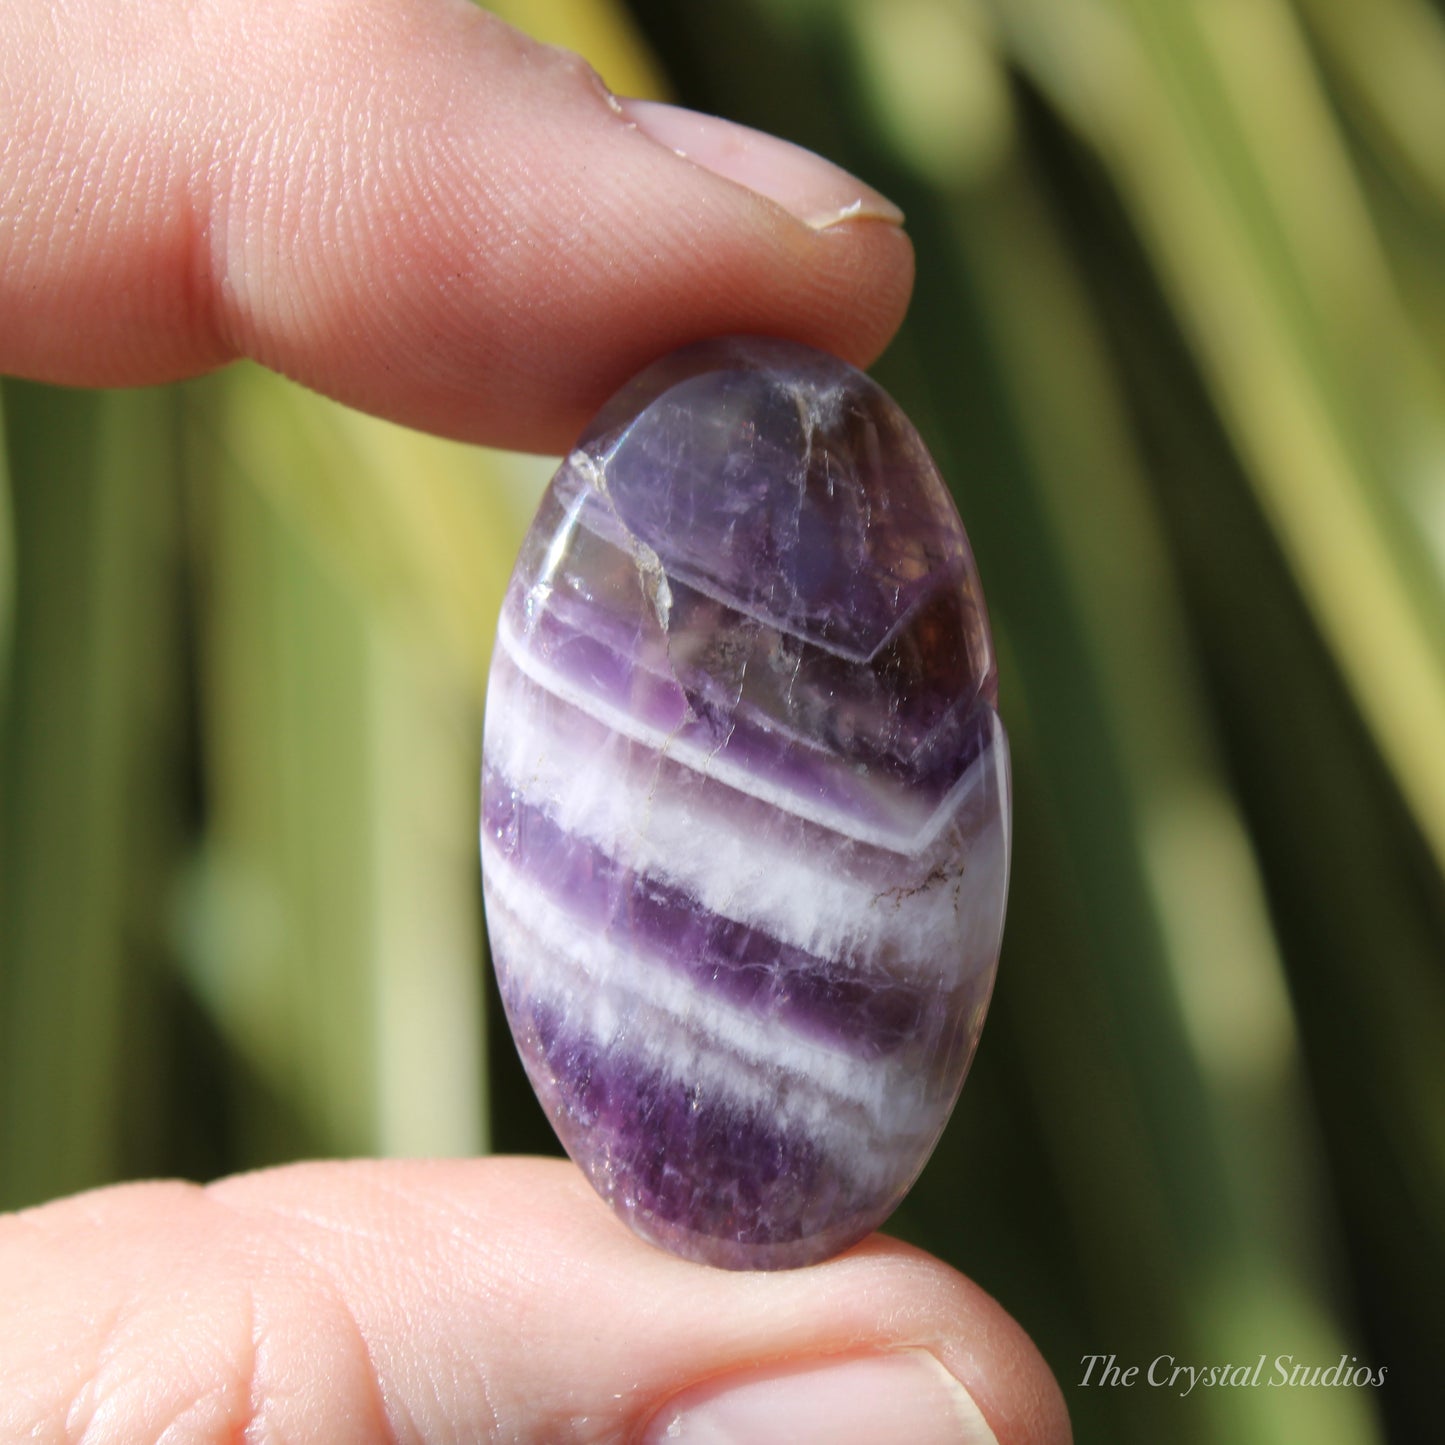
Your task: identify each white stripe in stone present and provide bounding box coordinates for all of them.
[496,608,978,854]
[482,835,948,1162]
[485,909,936,1203]
[484,648,1008,980]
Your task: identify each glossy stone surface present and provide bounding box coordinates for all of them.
[481,337,1010,1269]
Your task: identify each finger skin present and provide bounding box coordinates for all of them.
[0,0,913,453]
[0,1158,1069,1444]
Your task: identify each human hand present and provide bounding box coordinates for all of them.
[1,1,1069,1440]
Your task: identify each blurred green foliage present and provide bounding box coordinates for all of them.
[2,2,1441,1441]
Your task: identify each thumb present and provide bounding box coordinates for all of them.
[0,0,912,453]
[1,1158,1069,1444]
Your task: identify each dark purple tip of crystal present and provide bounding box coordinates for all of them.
[516,996,880,1261]
[575,337,983,664]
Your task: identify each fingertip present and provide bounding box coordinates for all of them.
[321,1160,1065,1445]
[500,212,915,454]
[806,1233,1073,1445]
[617,98,906,232]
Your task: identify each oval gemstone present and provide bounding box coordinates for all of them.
[481,337,1010,1269]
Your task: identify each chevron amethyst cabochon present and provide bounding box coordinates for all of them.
[480,336,1011,1269]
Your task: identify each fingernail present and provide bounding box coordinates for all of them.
[642,1349,998,1445]
[620,98,905,232]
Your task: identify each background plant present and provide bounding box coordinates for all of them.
[2,3,1439,1441]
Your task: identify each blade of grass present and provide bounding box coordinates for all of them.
[177,384,378,1162]
[995,0,1445,1232]
[176,365,536,1161]
[0,387,13,690]
[944,168,1374,1444]
[1297,0,1445,220]
[991,0,1445,882]
[367,622,486,1158]
[0,383,188,1208]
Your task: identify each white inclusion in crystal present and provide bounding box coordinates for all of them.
[484,648,1007,979]
[589,990,621,1047]
[482,840,943,1160]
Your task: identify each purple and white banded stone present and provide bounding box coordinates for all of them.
[481,336,1010,1270]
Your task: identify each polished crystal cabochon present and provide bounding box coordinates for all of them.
[481,336,1010,1269]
